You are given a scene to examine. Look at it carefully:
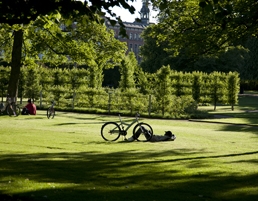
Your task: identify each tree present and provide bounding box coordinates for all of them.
[119,52,138,90]
[141,0,258,74]
[242,37,258,80]
[0,1,136,28]
[0,0,136,102]
[0,66,10,101]
[154,65,172,116]
[72,19,127,88]
[22,62,41,102]
[151,0,258,43]
[140,25,171,73]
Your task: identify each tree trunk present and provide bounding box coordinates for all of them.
[7,29,23,103]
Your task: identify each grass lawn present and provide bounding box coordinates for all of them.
[196,94,258,125]
[1,95,258,201]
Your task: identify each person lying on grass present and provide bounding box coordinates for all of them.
[127,127,176,142]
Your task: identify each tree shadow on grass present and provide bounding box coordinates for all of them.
[0,149,258,201]
[189,118,258,135]
[215,122,258,135]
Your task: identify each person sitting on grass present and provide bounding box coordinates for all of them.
[127,127,176,142]
[22,99,37,115]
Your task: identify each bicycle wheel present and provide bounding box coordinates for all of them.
[132,122,153,142]
[7,104,20,117]
[47,107,55,119]
[15,105,21,116]
[101,122,121,141]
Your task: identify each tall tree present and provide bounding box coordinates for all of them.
[154,65,172,116]
[119,52,138,90]
[140,25,171,73]
[141,0,258,74]
[152,0,258,56]
[242,37,258,80]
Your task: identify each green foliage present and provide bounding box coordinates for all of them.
[169,95,197,118]
[68,68,89,91]
[76,87,106,108]
[192,71,202,103]
[154,0,258,57]
[0,66,10,100]
[171,71,193,97]
[0,6,128,101]
[121,88,144,115]
[2,62,240,117]
[209,72,228,110]
[227,72,240,110]
[119,52,137,90]
[141,0,258,79]
[0,0,137,38]
[140,25,171,73]
[154,66,172,116]
[49,85,68,106]
[242,37,258,80]
[106,88,149,114]
[136,69,155,95]
[22,64,41,101]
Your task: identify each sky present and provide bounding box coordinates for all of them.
[79,0,158,23]
[110,0,158,23]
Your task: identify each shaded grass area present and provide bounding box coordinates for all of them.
[1,109,258,201]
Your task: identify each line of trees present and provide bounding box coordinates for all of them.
[0,65,240,117]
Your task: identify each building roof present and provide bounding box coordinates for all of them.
[105,20,150,30]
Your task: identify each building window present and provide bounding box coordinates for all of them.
[134,33,137,39]
[129,33,133,39]
[129,44,133,51]
[134,44,137,53]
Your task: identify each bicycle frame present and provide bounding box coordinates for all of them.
[50,102,55,109]
[118,114,139,134]
[47,101,55,119]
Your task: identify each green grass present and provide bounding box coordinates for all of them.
[1,106,258,201]
[196,93,258,126]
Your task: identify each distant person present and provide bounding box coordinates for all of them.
[22,99,36,115]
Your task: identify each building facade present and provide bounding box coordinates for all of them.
[106,0,151,63]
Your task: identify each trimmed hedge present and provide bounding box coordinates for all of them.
[0,65,240,117]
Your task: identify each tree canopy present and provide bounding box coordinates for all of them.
[0,0,135,24]
[140,0,258,77]
[152,0,258,57]
[0,0,136,100]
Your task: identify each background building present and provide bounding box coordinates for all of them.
[106,0,151,63]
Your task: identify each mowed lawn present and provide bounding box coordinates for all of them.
[0,109,258,201]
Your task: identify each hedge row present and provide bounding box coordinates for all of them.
[0,66,240,117]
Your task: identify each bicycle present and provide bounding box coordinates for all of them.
[0,98,20,117]
[101,113,153,142]
[47,101,55,119]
